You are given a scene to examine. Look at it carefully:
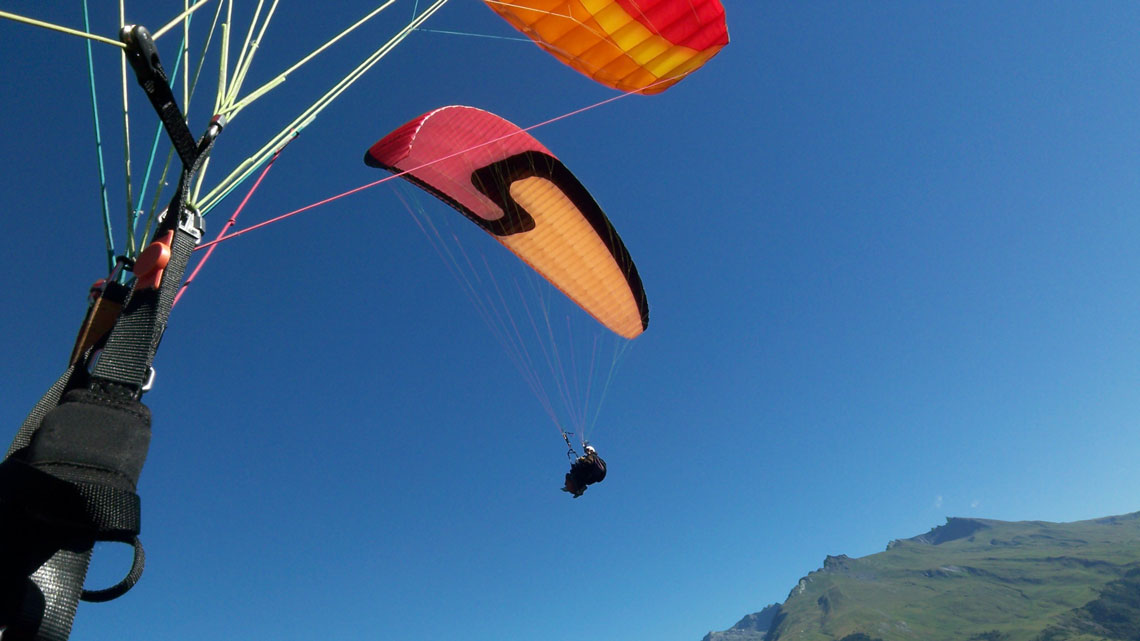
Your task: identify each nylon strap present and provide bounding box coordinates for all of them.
[0,367,90,641]
[1,57,220,641]
[16,551,91,641]
[89,226,197,388]
[90,113,218,389]
[8,136,215,641]
[5,368,77,458]
[0,200,201,641]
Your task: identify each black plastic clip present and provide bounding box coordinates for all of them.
[119,25,199,169]
[118,24,167,84]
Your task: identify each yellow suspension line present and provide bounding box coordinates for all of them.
[198,0,449,211]
[222,0,397,117]
[223,0,278,108]
[0,10,125,48]
[151,0,214,41]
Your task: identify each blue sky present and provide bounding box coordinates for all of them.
[3,2,1140,640]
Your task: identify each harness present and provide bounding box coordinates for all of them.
[0,26,222,641]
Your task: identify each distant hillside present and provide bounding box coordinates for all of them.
[700,512,1140,641]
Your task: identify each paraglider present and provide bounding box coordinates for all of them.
[562,444,606,498]
[483,0,729,94]
[366,105,648,495]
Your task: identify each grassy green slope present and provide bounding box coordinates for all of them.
[768,513,1140,641]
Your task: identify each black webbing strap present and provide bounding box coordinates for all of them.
[0,214,198,641]
[1,32,222,636]
[0,387,150,639]
[89,222,199,388]
[5,368,78,458]
[91,81,219,390]
[0,143,215,639]
[0,367,90,641]
[10,551,91,641]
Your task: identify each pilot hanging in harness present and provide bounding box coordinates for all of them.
[562,445,606,498]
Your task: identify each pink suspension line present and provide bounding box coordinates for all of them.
[173,139,293,307]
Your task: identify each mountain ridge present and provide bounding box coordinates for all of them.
[700,511,1140,641]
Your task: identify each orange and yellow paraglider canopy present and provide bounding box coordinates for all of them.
[484,0,729,94]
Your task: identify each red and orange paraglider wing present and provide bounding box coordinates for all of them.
[483,0,728,94]
[365,106,648,339]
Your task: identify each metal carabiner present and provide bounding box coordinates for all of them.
[562,431,579,461]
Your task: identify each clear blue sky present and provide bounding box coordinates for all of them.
[3,2,1140,641]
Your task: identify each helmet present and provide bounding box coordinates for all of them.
[584,445,596,454]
